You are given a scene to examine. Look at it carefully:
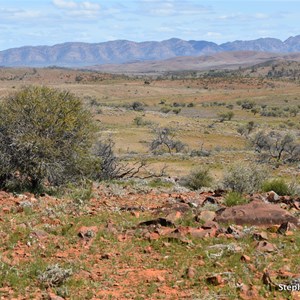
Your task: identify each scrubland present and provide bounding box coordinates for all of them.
[0,67,299,299]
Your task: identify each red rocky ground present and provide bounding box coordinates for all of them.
[0,185,299,299]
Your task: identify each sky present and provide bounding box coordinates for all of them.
[0,0,299,50]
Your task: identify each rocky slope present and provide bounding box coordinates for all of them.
[0,183,299,299]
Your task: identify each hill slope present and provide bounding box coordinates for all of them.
[88,51,300,75]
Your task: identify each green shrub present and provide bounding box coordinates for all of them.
[133,116,144,126]
[148,178,173,188]
[180,167,213,190]
[0,86,96,191]
[218,111,234,122]
[160,107,171,114]
[172,108,181,114]
[131,101,145,111]
[224,191,248,207]
[261,178,290,196]
[223,163,266,194]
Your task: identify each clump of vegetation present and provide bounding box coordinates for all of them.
[133,116,153,126]
[160,106,171,114]
[238,100,256,110]
[131,101,145,111]
[190,143,211,157]
[224,191,248,207]
[172,102,186,108]
[148,178,173,188]
[0,86,96,192]
[261,178,290,196]
[260,107,286,117]
[180,167,213,190]
[93,137,143,180]
[237,121,256,137]
[218,111,234,122]
[252,131,300,162]
[150,127,186,154]
[172,108,181,114]
[223,163,266,194]
[37,264,72,287]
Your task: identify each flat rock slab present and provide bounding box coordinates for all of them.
[215,200,299,226]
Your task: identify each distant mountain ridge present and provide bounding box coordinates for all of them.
[1,35,300,67]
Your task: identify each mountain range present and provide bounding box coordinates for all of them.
[0,35,300,68]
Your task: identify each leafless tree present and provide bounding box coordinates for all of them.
[252,131,300,162]
[150,127,186,154]
[94,137,167,180]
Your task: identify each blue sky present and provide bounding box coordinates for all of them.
[0,0,299,50]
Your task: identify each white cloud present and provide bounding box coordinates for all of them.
[81,1,100,10]
[138,0,211,17]
[157,26,175,33]
[52,0,78,9]
[0,8,44,21]
[254,13,269,19]
[205,32,222,38]
[52,0,100,12]
[149,3,174,16]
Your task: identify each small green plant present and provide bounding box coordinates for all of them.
[217,111,234,122]
[160,106,171,114]
[148,178,173,188]
[224,191,248,207]
[133,116,144,126]
[261,178,290,195]
[223,162,266,194]
[38,264,72,287]
[180,167,213,190]
[133,116,153,126]
[172,108,181,114]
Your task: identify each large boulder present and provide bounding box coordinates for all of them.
[215,199,299,226]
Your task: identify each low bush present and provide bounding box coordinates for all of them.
[261,178,290,196]
[172,108,181,114]
[180,167,213,190]
[224,191,248,207]
[218,111,234,122]
[160,107,171,114]
[131,101,145,111]
[0,86,96,192]
[223,163,266,194]
[38,264,72,287]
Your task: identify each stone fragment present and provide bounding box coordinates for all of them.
[292,291,300,300]
[239,284,263,300]
[47,293,65,300]
[186,267,196,279]
[195,211,216,223]
[206,274,223,285]
[215,199,299,226]
[253,231,268,241]
[266,191,280,202]
[139,218,175,227]
[256,241,277,252]
[77,226,98,239]
[241,255,251,263]
[277,222,297,235]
